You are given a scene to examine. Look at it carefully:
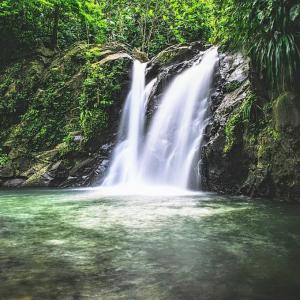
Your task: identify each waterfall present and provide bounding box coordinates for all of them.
[102,61,151,185]
[102,47,219,190]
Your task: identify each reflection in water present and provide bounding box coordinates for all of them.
[0,189,300,300]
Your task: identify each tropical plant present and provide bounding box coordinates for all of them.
[213,0,300,93]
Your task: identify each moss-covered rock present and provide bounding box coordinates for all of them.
[0,42,133,187]
[273,92,300,130]
[0,161,14,178]
[150,42,205,69]
[202,51,300,201]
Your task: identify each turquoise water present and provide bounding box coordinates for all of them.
[0,189,299,300]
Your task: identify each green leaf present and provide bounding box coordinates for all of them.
[290,4,300,21]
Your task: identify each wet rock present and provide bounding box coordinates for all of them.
[93,159,110,183]
[69,158,95,177]
[149,42,205,70]
[47,160,69,183]
[201,49,300,201]
[145,42,207,122]
[3,178,26,188]
[0,162,14,178]
[200,51,254,194]
[273,92,300,130]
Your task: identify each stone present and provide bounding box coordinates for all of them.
[69,158,95,177]
[97,53,131,66]
[0,162,14,178]
[200,51,253,195]
[23,165,50,187]
[3,178,25,188]
[132,48,149,62]
[201,49,300,201]
[273,92,300,130]
[47,160,69,181]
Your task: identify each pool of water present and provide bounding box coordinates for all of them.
[0,189,299,300]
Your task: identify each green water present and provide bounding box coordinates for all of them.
[0,189,299,300]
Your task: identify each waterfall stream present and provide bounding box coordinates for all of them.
[103,47,219,190]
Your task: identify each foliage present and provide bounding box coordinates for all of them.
[224,93,258,153]
[79,58,129,141]
[223,81,242,93]
[58,133,81,156]
[0,60,43,147]
[212,0,300,93]
[1,0,298,93]
[224,110,242,154]
[101,0,214,55]
[0,43,130,155]
[0,0,214,59]
[0,0,106,61]
[0,153,10,166]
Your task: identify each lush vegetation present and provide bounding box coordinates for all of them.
[0,0,213,58]
[0,0,299,165]
[213,0,300,93]
[1,0,299,90]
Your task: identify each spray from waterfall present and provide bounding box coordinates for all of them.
[102,47,219,190]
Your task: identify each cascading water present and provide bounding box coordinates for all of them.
[102,47,219,190]
[102,61,153,186]
[138,48,219,188]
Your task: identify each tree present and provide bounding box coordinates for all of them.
[0,0,106,60]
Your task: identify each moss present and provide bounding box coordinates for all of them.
[224,110,242,153]
[79,58,130,143]
[224,92,257,153]
[224,80,241,93]
[85,46,104,61]
[0,42,131,183]
[0,153,10,166]
[273,92,300,130]
[153,46,189,66]
[24,164,49,186]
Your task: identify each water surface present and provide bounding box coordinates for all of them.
[0,189,299,300]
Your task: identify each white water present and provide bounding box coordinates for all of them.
[102,61,150,186]
[102,48,219,191]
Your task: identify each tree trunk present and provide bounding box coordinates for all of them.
[50,5,60,49]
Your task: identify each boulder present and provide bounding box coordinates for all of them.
[273,92,300,130]
[0,162,14,178]
[69,158,95,177]
[3,178,26,188]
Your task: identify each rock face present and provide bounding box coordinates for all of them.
[145,42,209,126]
[201,52,300,202]
[200,53,252,194]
